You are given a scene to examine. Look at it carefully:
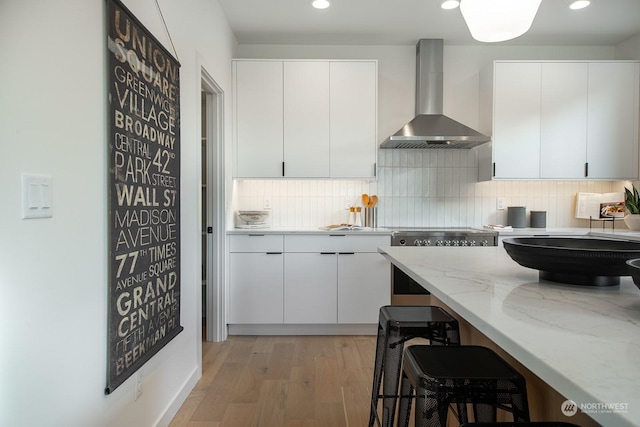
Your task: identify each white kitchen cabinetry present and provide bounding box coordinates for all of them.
[283,234,390,324]
[489,60,639,180]
[228,235,284,324]
[284,61,330,177]
[234,61,283,178]
[284,252,337,323]
[228,233,390,327]
[233,59,377,179]
[330,61,378,178]
[337,252,390,323]
[539,62,588,179]
[586,62,639,179]
[492,62,542,179]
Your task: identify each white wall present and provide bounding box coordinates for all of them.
[0,1,235,426]
[617,32,640,59]
[234,43,633,229]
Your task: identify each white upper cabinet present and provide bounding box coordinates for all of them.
[233,59,378,179]
[586,62,639,179]
[489,60,639,180]
[492,62,541,179]
[330,61,378,178]
[234,61,284,178]
[284,61,330,178]
[540,62,588,179]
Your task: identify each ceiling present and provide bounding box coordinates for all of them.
[217,0,640,46]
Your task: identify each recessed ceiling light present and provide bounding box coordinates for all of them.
[569,0,591,9]
[441,0,460,9]
[311,0,331,9]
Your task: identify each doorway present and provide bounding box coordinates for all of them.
[201,70,226,342]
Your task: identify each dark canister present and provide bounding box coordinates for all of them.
[530,210,547,228]
[507,206,526,228]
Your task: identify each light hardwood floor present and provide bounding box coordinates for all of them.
[169,335,378,427]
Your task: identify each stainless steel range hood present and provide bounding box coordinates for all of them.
[380,39,490,149]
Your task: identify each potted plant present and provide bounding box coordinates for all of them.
[624,185,640,231]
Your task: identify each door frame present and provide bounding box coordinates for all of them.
[201,68,227,342]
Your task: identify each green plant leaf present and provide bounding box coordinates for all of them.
[625,185,640,214]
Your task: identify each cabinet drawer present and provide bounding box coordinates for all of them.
[284,234,390,253]
[229,234,284,253]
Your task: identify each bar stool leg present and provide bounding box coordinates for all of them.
[369,324,387,426]
[415,385,449,427]
[381,334,404,426]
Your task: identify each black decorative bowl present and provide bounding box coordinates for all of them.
[626,259,640,290]
[502,237,640,286]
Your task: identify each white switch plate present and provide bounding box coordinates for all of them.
[496,198,507,210]
[263,197,272,210]
[22,174,53,219]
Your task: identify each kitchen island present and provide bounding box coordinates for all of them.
[379,245,640,427]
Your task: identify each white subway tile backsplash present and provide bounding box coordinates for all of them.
[232,149,630,229]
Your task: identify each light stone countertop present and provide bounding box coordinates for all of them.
[378,245,640,427]
[226,227,393,235]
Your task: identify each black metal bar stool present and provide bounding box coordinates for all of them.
[397,345,530,427]
[368,305,460,427]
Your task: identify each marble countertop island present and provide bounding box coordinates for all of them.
[379,245,640,427]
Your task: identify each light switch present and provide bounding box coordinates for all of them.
[22,174,53,219]
[496,198,507,210]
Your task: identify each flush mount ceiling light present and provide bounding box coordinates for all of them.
[569,0,591,10]
[441,0,460,9]
[460,0,542,43]
[311,0,331,9]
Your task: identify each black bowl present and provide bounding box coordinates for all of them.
[626,259,640,290]
[503,237,640,286]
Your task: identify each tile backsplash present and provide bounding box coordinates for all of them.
[233,149,630,229]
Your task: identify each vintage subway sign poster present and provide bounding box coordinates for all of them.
[105,0,182,394]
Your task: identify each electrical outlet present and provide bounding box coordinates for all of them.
[497,198,507,210]
[344,198,352,210]
[135,371,143,400]
[263,197,272,210]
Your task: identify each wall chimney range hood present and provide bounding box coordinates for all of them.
[380,39,490,149]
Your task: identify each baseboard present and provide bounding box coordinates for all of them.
[228,323,377,335]
[154,366,200,427]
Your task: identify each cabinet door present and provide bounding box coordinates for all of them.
[229,253,284,324]
[284,61,330,177]
[540,63,588,179]
[235,61,283,178]
[586,62,640,179]
[492,62,541,178]
[284,253,337,324]
[337,253,390,324]
[330,61,377,178]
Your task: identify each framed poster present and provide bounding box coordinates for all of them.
[105,0,182,394]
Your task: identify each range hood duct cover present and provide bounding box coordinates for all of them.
[381,39,490,149]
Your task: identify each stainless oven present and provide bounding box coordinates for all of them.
[390,228,498,303]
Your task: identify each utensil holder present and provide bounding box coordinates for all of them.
[364,207,377,228]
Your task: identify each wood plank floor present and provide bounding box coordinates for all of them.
[169,335,378,427]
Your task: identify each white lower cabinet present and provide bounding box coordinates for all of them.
[228,235,284,324]
[337,252,390,324]
[283,234,390,324]
[284,252,337,324]
[228,233,390,326]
